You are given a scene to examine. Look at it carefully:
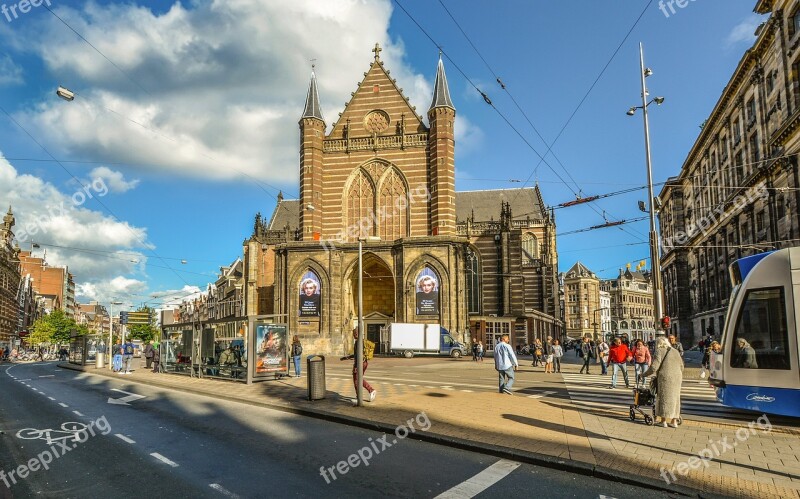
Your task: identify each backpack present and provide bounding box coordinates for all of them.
[364,339,375,360]
[292,343,303,356]
[124,343,134,355]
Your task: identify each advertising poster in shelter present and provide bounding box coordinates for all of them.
[299,271,321,317]
[415,267,440,315]
[254,323,287,375]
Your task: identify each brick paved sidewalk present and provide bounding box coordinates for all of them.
[62,362,800,499]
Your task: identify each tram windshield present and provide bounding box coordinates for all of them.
[729,286,791,370]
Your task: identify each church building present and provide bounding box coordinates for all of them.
[243,45,562,355]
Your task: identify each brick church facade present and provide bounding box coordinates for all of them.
[243,46,562,355]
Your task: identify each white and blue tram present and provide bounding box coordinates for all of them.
[709,248,800,417]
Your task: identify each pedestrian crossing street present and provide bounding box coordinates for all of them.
[560,372,759,421]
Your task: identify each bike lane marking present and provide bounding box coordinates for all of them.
[151,453,179,467]
[434,459,521,499]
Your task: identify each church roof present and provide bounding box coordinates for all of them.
[455,187,546,223]
[267,187,548,231]
[428,56,454,112]
[565,262,595,278]
[300,69,324,121]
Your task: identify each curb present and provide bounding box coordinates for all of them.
[60,362,703,496]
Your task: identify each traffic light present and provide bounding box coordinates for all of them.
[120,311,129,325]
[661,316,671,330]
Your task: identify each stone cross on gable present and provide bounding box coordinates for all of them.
[372,43,382,60]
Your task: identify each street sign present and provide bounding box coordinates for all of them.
[127,311,151,325]
[119,311,129,324]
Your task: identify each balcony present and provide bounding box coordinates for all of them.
[323,133,428,153]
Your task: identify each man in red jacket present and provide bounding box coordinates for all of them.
[607,337,632,389]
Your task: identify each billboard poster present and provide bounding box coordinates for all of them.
[415,267,440,316]
[255,323,287,374]
[299,270,321,317]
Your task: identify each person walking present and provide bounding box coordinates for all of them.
[597,338,609,375]
[607,337,633,389]
[144,341,155,370]
[345,328,376,402]
[631,339,652,386]
[494,334,518,395]
[112,340,123,373]
[531,338,543,367]
[579,337,594,374]
[471,339,478,362]
[121,338,135,374]
[643,336,684,427]
[291,336,303,377]
[668,334,684,358]
[476,341,484,362]
[151,345,161,373]
[551,339,563,373]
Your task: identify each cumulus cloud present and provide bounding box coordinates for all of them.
[89,166,140,193]
[77,277,149,304]
[0,54,23,86]
[6,0,470,182]
[0,154,151,299]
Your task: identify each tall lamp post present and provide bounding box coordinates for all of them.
[108,300,123,369]
[627,42,665,336]
[356,236,380,407]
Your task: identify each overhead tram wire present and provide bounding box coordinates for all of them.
[556,216,648,237]
[408,0,648,241]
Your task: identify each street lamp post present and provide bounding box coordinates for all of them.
[108,300,123,369]
[628,42,665,336]
[356,236,380,407]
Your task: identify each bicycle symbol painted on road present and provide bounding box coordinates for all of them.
[16,422,88,445]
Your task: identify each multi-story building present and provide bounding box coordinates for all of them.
[659,0,800,345]
[601,266,656,341]
[599,290,612,336]
[207,258,244,320]
[243,46,561,355]
[16,273,41,336]
[0,207,21,346]
[76,301,110,335]
[18,252,76,319]
[561,262,601,339]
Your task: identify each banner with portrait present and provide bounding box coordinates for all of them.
[299,270,321,317]
[254,323,287,375]
[415,266,440,315]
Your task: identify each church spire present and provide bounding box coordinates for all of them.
[428,54,455,112]
[301,66,324,121]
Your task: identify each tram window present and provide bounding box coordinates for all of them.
[730,287,791,370]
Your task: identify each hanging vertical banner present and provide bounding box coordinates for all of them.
[415,266,440,315]
[254,323,287,375]
[299,270,321,317]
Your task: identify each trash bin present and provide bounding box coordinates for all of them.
[96,352,105,369]
[307,355,326,401]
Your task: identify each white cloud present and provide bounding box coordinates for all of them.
[0,54,23,86]
[726,17,762,48]
[7,0,479,183]
[455,115,485,155]
[77,277,148,303]
[89,166,140,193]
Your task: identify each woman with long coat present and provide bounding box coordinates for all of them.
[642,336,683,427]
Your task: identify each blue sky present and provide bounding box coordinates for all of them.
[0,0,762,308]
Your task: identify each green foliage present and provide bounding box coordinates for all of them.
[29,317,55,345]
[126,307,158,342]
[29,309,84,345]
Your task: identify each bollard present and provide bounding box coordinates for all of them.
[307,355,326,400]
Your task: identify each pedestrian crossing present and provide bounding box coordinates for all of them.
[560,372,761,421]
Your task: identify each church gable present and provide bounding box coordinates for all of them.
[328,47,426,140]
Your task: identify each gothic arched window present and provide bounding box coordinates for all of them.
[466,248,481,314]
[378,168,409,241]
[346,169,375,242]
[521,232,538,264]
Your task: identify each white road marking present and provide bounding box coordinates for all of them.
[461,389,474,393]
[58,403,68,408]
[48,397,56,401]
[39,375,55,378]
[434,459,521,498]
[115,434,136,444]
[73,411,85,417]
[151,453,179,467]
[527,391,557,399]
[209,483,241,498]
[108,388,146,406]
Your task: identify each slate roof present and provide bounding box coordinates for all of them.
[266,187,547,231]
[565,262,595,278]
[428,56,455,112]
[300,70,324,121]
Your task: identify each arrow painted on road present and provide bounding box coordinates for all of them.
[107,388,146,406]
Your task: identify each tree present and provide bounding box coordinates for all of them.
[126,307,158,342]
[28,317,55,346]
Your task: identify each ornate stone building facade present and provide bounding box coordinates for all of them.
[562,262,601,339]
[0,207,21,345]
[243,47,561,355]
[659,0,800,345]
[601,267,656,342]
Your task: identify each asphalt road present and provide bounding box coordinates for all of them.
[0,361,673,499]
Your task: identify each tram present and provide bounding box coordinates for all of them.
[708,248,800,417]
